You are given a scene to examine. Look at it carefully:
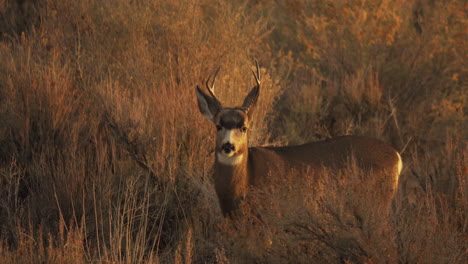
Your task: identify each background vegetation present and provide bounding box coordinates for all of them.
[0,0,466,263]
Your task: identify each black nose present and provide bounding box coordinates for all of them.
[222,143,235,153]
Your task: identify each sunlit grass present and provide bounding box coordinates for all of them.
[0,0,465,263]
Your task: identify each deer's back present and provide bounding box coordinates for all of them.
[248,136,400,188]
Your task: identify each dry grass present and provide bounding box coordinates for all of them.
[0,0,466,263]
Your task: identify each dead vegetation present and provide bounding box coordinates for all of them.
[0,0,466,263]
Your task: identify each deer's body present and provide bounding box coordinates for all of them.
[196,63,402,216]
[214,135,402,215]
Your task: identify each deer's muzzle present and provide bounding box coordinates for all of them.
[222,143,235,154]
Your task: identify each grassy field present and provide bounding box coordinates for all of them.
[0,0,466,263]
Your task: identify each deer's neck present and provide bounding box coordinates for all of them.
[214,152,250,216]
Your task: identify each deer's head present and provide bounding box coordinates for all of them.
[195,62,261,165]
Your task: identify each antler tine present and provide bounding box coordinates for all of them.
[205,66,221,98]
[251,58,261,85]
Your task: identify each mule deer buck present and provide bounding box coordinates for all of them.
[195,62,403,217]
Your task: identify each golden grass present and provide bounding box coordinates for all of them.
[0,0,466,263]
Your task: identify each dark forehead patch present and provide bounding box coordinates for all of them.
[219,109,246,129]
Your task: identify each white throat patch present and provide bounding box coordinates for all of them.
[217,153,244,166]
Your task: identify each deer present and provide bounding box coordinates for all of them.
[195,62,403,217]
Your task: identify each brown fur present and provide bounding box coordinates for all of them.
[214,135,400,215]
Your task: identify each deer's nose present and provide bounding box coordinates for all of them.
[222,143,235,154]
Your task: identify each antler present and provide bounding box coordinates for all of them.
[205,66,221,99]
[251,58,261,86]
[242,59,261,114]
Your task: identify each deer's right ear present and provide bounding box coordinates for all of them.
[195,86,221,122]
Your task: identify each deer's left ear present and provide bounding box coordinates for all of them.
[242,84,259,118]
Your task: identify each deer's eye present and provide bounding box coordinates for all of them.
[240,126,248,133]
[216,125,222,131]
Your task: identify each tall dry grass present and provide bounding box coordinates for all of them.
[0,0,466,263]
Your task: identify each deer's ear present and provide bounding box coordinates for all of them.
[195,86,221,122]
[242,84,259,118]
